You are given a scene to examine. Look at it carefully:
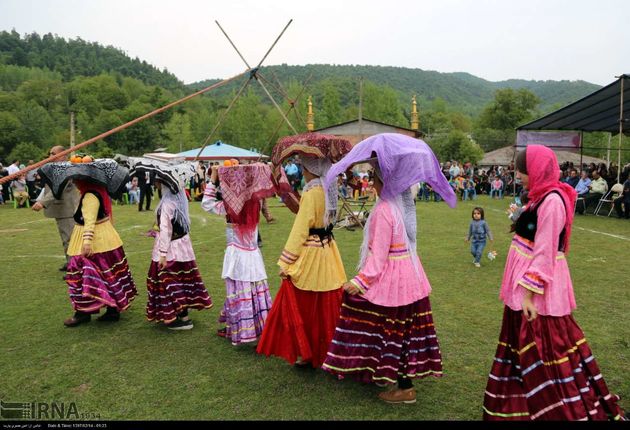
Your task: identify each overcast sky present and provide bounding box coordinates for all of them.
[1,0,628,86]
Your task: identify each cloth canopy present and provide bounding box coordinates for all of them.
[518,75,629,134]
[178,141,269,161]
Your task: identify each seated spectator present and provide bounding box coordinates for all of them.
[566,168,579,188]
[613,177,630,219]
[463,177,477,201]
[360,176,369,197]
[575,170,591,196]
[580,170,608,214]
[127,177,140,204]
[456,175,467,200]
[11,174,29,207]
[366,181,377,201]
[490,177,504,199]
[337,175,349,199]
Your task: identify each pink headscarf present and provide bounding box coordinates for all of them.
[525,145,577,253]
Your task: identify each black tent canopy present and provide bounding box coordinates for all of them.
[518,74,629,134]
[517,74,629,182]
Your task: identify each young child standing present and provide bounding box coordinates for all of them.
[466,207,493,268]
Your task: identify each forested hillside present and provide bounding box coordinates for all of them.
[2,31,623,167]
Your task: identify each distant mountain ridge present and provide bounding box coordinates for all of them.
[188,64,601,115]
[0,31,601,115]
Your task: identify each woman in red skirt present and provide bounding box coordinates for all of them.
[256,133,352,368]
[483,145,626,421]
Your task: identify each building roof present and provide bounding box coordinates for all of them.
[315,117,421,135]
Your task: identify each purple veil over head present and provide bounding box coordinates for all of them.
[324,133,456,273]
[324,133,456,207]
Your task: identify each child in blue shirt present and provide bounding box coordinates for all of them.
[465,207,493,267]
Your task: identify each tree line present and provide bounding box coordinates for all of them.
[1,31,626,167]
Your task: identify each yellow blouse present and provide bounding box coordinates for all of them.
[278,185,346,292]
[67,193,123,256]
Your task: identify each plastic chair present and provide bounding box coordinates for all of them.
[114,192,129,205]
[574,196,586,214]
[594,183,623,216]
[12,185,30,208]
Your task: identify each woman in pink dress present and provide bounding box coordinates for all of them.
[483,145,625,421]
[131,160,212,330]
[321,133,457,404]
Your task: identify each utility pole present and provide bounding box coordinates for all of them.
[358,77,364,141]
[70,111,76,150]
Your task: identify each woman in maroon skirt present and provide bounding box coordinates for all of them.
[321,133,457,404]
[38,159,137,327]
[131,160,213,330]
[482,145,626,421]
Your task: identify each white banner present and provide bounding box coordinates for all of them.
[516,131,581,151]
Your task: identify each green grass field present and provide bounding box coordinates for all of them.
[1,195,628,421]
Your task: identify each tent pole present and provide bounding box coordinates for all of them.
[512,140,517,197]
[606,132,611,168]
[580,130,584,175]
[618,75,624,184]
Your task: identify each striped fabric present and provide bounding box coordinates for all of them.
[322,294,443,385]
[279,249,299,265]
[146,260,213,323]
[350,274,370,294]
[220,278,273,345]
[483,306,626,421]
[518,272,545,295]
[66,247,137,313]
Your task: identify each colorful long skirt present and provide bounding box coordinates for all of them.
[219,278,272,345]
[66,247,137,313]
[146,260,213,323]
[256,279,343,368]
[483,306,626,421]
[322,293,443,384]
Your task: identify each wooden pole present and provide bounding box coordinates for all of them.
[580,130,584,175]
[192,75,253,160]
[358,77,364,140]
[214,20,298,134]
[0,69,250,185]
[69,111,76,150]
[606,132,611,168]
[617,75,624,184]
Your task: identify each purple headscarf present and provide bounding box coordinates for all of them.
[324,133,456,207]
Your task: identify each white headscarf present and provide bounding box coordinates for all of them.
[300,155,338,226]
[155,185,191,234]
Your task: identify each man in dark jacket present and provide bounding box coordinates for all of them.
[135,169,154,211]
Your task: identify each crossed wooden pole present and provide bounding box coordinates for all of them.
[0,20,298,185]
[192,19,310,162]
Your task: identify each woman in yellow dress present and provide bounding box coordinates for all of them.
[256,133,352,368]
[39,159,137,327]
